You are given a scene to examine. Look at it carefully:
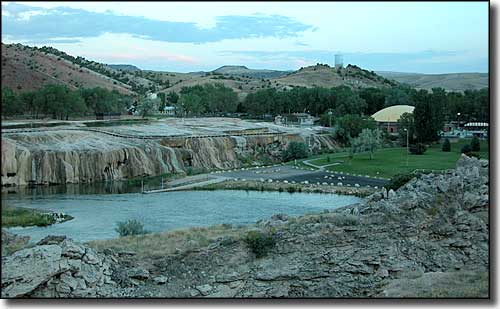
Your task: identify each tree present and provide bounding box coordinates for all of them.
[442,138,451,152]
[282,141,309,161]
[471,136,480,151]
[178,93,204,116]
[461,144,472,154]
[350,128,383,159]
[335,114,377,145]
[413,89,441,143]
[166,91,179,105]
[1,88,23,117]
[384,87,413,107]
[137,98,158,118]
[397,112,416,146]
[359,87,387,115]
[409,143,427,155]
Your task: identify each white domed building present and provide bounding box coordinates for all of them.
[371,105,415,134]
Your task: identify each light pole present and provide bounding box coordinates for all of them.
[404,128,409,167]
[328,111,333,128]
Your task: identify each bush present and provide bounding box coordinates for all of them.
[461,144,472,154]
[244,230,276,258]
[409,143,427,155]
[282,141,309,161]
[442,138,451,152]
[471,137,480,151]
[115,219,149,237]
[468,152,481,159]
[385,173,415,191]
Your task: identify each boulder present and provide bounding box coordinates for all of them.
[1,237,117,298]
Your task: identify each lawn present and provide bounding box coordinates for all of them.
[294,138,488,179]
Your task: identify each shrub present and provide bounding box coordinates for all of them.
[409,143,426,155]
[442,138,451,152]
[327,214,359,226]
[282,141,310,161]
[385,173,415,191]
[115,219,149,237]
[468,152,481,159]
[461,144,472,154]
[286,186,296,193]
[244,230,276,258]
[471,137,480,151]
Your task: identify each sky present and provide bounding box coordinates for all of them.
[1,1,489,74]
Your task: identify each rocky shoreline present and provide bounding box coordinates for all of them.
[1,155,489,298]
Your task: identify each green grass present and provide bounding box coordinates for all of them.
[2,206,60,227]
[289,139,488,179]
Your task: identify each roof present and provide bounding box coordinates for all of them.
[464,122,488,127]
[371,105,415,123]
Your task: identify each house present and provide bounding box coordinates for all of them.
[371,105,415,134]
[163,106,176,116]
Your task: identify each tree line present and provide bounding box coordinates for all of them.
[2,85,133,119]
[240,85,488,123]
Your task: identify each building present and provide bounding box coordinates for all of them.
[274,115,284,125]
[293,113,315,126]
[464,122,488,138]
[163,106,176,116]
[371,105,415,134]
[334,54,343,69]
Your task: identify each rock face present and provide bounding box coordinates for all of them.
[120,154,488,298]
[2,131,336,186]
[1,237,118,298]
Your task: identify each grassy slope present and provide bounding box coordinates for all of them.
[294,139,488,178]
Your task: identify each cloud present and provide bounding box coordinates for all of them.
[1,3,313,44]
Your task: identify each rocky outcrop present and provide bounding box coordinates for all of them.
[1,237,118,298]
[2,130,337,186]
[119,154,488,298]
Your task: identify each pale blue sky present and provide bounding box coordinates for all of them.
[1,1,489,73]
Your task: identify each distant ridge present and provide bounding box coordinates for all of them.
[107,64,141,71]
[212,65,291,79]
[376,71,488,91]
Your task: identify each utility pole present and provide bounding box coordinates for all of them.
[404,128,409,167]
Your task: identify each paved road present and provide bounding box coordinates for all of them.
[302,159,341,171]
[217,165,387,188]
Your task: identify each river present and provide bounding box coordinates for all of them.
[3,187,361,243]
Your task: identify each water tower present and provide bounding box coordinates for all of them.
[334,54,343,69]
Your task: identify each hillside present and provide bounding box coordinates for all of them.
[6,42,487,99]
[213,65,291,79]
[272,64,396,89]
[1,43,135,95]
[377,71,488,92]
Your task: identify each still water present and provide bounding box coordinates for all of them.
[4,187,361,243]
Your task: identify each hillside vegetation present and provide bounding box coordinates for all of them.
[1,43,134,95]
